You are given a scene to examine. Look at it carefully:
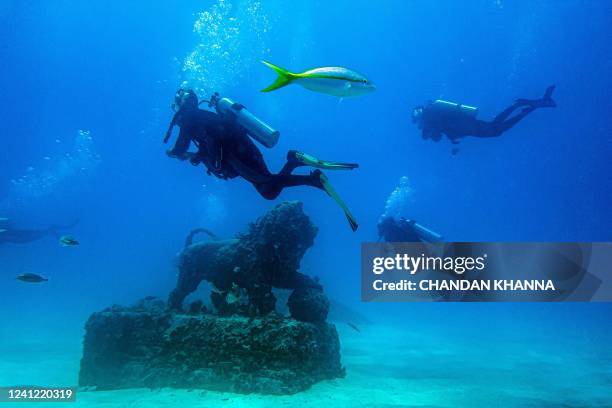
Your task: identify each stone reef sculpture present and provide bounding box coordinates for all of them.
[168,200,324,318]
[79,201,344,394]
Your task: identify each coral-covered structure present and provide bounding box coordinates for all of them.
[168,201,323,316]
[79,202,344,394]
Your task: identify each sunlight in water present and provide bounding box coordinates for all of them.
[197,192,227,228]
[2,130,101,210]
[382,176,415,220]
[181,0,271,96]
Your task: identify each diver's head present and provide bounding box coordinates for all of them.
[377,215,399,235]
[164,88,198,144]
[172,88,199,112]
[412,106,424,124]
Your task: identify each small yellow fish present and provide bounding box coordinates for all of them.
[261,61,375,97]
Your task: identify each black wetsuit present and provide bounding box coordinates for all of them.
[420,101,536,144]
[168,108,321,199]
[0,226,62,244]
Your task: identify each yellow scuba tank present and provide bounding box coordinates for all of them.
[208,93,280,148]
[431,100,478,117]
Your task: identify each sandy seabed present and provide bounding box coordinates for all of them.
[1,323,610,408]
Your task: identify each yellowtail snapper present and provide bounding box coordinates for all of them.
[261,61,375,98]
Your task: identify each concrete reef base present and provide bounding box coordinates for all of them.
[79,202,344,394]
[79,300,344,395]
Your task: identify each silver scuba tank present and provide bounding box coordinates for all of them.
[410,221,444,243]
[432,100,478,117]
[209,93,280,148]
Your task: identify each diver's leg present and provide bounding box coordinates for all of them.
[222,142,324,199]
[492,102,525,124]
[254,173,324,200]
[226,144,273,184]
[496,106,536,133]
[229,145,358,230]
[470,120,503,138]
[473,107,535,138]
[493,86,556,125]
[280,150,359,174]
[258,170,358,231]
[279,152,300,175]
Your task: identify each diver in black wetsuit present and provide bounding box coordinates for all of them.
[164,88,359,231]
[377,216,443,261]
[377,216,443,243]
[412,85,557,144]
[378,216,421,242]
[0,219,77,245]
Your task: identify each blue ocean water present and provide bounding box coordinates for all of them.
[1,1,611,406]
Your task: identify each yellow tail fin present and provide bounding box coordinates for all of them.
[261,61,296,92]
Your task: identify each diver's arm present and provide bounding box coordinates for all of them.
[166,128,192,160]
[432,129,443,141]
[421,126,436,140]
[422,127,442,142]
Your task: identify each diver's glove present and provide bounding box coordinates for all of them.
[190,155,202,166]
[165,149,182,159]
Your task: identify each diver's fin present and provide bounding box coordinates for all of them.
[541,85,556,107]
[314,170,358,231]
[292,151,358,171]
[517,85,557,109]
[261,61,296,92]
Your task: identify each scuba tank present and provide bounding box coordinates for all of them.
[208,93,280,148]
[408,220,444,243]
[431,100,478,117]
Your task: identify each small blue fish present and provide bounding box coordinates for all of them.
[60,235,80,247]
[17,273,49,283]
[347,322,361,333]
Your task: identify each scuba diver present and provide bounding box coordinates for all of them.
[164,88,359,231]
[378,176,442,243]
[412,85,556,144]
[0,219,78,245]
[377,215,443,243]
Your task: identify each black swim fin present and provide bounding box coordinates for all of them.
[540,85,556,107]
[517,85,556,109]
[313,170,358,231]
[289,150,358,171]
